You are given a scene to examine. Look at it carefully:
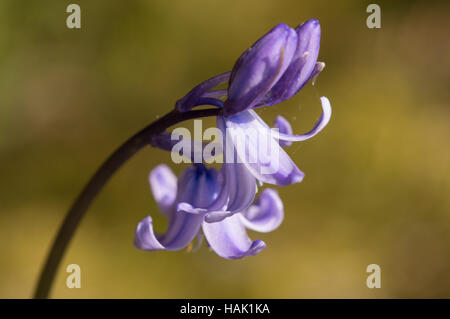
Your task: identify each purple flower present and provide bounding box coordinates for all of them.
[165,20,332,186]
[134,164,284,259]
[135,20,332,259]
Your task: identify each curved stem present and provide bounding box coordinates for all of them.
[33,107,222,299]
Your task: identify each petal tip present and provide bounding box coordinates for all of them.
[228,240,267,259]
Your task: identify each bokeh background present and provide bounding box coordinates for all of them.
[1,0,449,298]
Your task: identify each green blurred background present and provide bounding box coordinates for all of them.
[1,0,449,298]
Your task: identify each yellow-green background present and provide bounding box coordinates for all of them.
[1,0,449,298]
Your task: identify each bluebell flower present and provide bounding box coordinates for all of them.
[171,20,332,186]
[135,20,332,259]
[134,164,284,259]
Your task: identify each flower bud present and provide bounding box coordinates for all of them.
[223,23,298,116]
[259,19,321,106]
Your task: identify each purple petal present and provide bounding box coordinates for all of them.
[223,23,298,116]
[259,19,321,106]
[175,162,228,218]
[175,165,200,202]
[202,214,266,259]
[197,118,258,223]
[149,165,177,215]
[240,188,284,233]
[192,162,257,223]
[190,165,230,221]
[136,165,205,251]
[273,115,293,147]
[176,164,222,214]
[191,165,221,208]
[176,72,230,112]
[224,163,257,212]
[274,96,331,142]
[224,110,304,186]
[202,89,227,99]
[134,213,203,251]
[175,166,223,216]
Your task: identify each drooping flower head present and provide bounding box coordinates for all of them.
[139,20,332,259]
[171,20,331,187]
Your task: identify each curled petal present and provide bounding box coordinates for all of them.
[134,216,165,250]
[149,165,177,215]
[273,115,293,147]
[134,213,203,251]
[223,23,298,116]
[224,111,304,186]
[202,214,266,259]
[240,188,284,233]
[274,96,331,142]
